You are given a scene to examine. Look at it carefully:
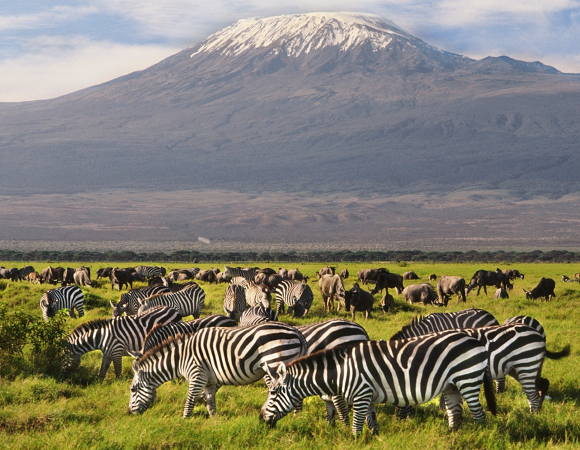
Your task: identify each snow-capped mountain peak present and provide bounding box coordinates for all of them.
[191,12,414,58]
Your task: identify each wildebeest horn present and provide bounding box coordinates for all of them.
[110,300,116,308]
[522,289,529,293]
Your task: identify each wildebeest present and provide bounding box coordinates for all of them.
[110,268,134,290]
[277,268,289,277]
[318,274,346,313]
[357,268,389,285]
[18,266,36,281]
[345,283,374,320]
[494,288,509,299]
[401,283,438,306]
[524,278,556,302]
[562,275,571,282]
[380,293,394,313]
[288,269,307,282]
[503,269,525,280]
[403,271,420,280]
[96,267,113,280]
[317,266,336,279]
[436,276,466,305]
[62,268,75,285]
[26,271,42,284]
[574,273,580,281]
[0,267,19,281]
[428,274,437,282]
[340,268,349,279]
[466,269,508,296]
[74,267,92,287]
[168,268,199,282]
[40,266,57,284]
[369,272,404,295]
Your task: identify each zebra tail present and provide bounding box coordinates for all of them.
[545,344,571,360]
[483,369,497,416]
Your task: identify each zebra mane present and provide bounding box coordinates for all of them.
[138,333,185,364]
[389,314,427,340]
[144,291,170,301]
[289,342,356,367]
[69,317,112,336]
[143,322,165,347]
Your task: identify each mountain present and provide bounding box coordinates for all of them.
[1,12,580,248]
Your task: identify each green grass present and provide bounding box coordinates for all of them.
[1,261,580,449]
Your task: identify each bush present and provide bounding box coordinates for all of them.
[0,303,69,378]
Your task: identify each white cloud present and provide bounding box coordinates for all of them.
[0,38,179,102]
[0,5,98,31]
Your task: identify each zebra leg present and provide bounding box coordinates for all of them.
[203,385,218,417]
[351,392,373,436]
[293,399,303,416]
[331,395,350,428]
[395,405,415,419]
[99,355,114,379]
[458,382,487,425]
[324,400,336,425]
[513,372,543,412]
[495,377,506,393]
[365,405,379,435]
[68,309,76,319]
[183,368,208,418]
[441,388,464,429]
[112,354,124,379]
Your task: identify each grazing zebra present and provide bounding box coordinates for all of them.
[62,306,181,378]
[224,266,258,282]
[129,322,308,417]
[111,285,171,317]
[40,285,85,320]
[260,330,496,435]
[223,284,248,321]
[393,317,570,411]
[296,319,370,423]
[134,265,166,279]
[138,284,205,319]
[275,279,314,317]
[239,306,278,326]
[142,314,237,352]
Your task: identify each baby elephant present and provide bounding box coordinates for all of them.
[345,283,374,320]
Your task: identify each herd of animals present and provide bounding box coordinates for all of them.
[1,262,569,436]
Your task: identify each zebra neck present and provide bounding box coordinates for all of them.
[67,326,108,354]
[140,340,183,386]
[289,361,340,398]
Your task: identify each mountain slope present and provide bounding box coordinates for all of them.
[0,12,579,245]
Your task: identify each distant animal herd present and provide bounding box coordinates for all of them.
[0,262,570,436]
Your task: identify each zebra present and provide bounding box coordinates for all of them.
[40,285,85,321]
[393,318,570,411]
[223,283,247,321]
[138,284,205,319]
[260,330,496,436]
[128,322,308,417]
[110,284,171,317]
[134,265,166,279]
[245,283,272,308]
[295,319,370,423]
[275,279,314,317]
[239,306,278,326]
[62,305,182,379]
[224,265,258,283]
[142,314,237,353]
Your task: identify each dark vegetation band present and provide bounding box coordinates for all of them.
[0,249,579,263]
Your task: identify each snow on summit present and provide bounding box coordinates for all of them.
[191,12,412,58]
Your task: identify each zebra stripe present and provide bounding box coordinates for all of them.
[275,279,314,317]
[129,322,308,417]
[224,266,258,282]
[138,284,205,319]
[223,284,247,321]
[502,315,546,338]
[389,308,499,340]
[40,285,84,320]
[134,265,166,279]
[141,314,237,353]
[111,285,171,317]
[63,305,182,378]
[239,306,278,326]
[260,330,495,435]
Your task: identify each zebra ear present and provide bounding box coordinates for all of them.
[262,363,276,380]
[276,362,287,380]
[131,359,141,372]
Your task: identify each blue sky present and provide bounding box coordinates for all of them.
[1,0,579,102]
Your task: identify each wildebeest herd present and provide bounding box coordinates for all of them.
[17,261,571,436]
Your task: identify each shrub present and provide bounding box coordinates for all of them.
[0,303,69,378]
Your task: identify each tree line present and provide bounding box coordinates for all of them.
[1,248,579,263]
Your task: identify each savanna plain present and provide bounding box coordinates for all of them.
[1,261,579,450]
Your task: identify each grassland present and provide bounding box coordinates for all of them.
[1,261,579,449]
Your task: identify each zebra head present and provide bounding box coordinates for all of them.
[40,292,56,321]
[129,359,157,414]
[61,341,81,373]
[259,362,295,427]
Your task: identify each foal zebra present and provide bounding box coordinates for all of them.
[275,279,314,317]
[138,284,205,319]
[260,330,496,435]
[40,285,85,320]
[63,305,181,378]
[111,285,171,317]
[129,322,308,417]
[141,314,237,352]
